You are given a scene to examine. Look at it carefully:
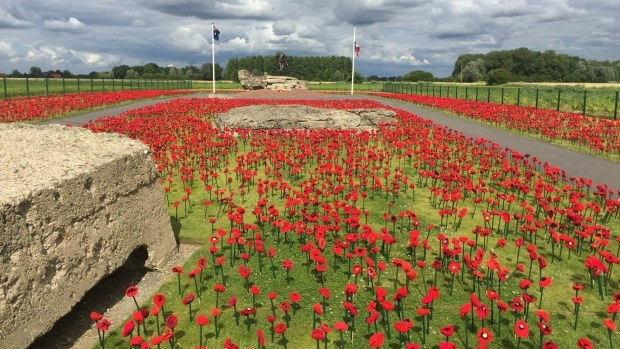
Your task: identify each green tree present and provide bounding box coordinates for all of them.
[486,68,511,85]
[111,65,130,79]
[403,70,434,82]
[461,59,485,82]
[28,66,43,78]
[9,69,22,77]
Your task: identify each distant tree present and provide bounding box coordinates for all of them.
[367,74,380,81]
[461,59,486,82]
[10,69,22,77]
[403,70,434,82]
[88,71,98,78]
[143,63,161,76]
[111,65,130,79]
[333,70,344,82]
[125,69,139,79]
[486,68,511,85]
[29,66,43,78]
[62,70,73,78]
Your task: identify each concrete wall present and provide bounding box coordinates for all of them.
[0,123,177,349]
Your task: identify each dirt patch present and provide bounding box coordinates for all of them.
[232,89,337,99]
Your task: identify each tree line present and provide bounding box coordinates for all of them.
[451,48,620,85]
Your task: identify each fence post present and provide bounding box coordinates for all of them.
[77,78,80,92]
[487,87,490,102]
[3,77,6,98]
[475,87,478,102]
[516,88,520,106]
[91,79,94,93]
[45,78,49,96]
[456,86,458,99]
[582,90,587,115]
[62,78,65,94]
[465,86,468,100]
[557,90,561,111]
[501,88,504,104]
[102,78,105,92]
[614,91,618,120]
[535,89,539,109]
[439,85,442,97]
[26,77,30,97]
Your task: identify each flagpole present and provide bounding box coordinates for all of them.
[211,22,216,94]
[351,25,356,95]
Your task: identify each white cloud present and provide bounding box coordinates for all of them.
[168,26,210,54]
[0,8,34,28]
[43,17,86,32]
[0,41,17,59]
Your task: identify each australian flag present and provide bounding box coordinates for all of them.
[213,27,220,41]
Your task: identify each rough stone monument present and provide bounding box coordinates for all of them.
[214,104,397,131]
[0,123,178,349]
[238,70,309,91]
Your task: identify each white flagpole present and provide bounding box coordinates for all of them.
[351,25,356,95]
[212,22,216,93]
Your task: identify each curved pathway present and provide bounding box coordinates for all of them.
[41,92,620,191]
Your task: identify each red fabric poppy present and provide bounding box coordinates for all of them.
[240,308,256,317]
[476,304,489,320]
[166,314,178,329]
[183,293,195,305]
[313,303,323,315]
[514,320,529,338]
[543,341,558,349]
[539,276,552,288]
[428,286,440,299]
[438,342,457,349]
[126,285,139,298]
[405,343,420,349]
[90,312,103,322]
[537,322,552,335]
[274,323,287,334]
[268,291,277,300]
[576,337,594,349]
[96,319,111,331]
[282,259,293,270]
[257,329,265,346]
[572,283,584,292]
[367,266,377,279]
[344,283,358,297]
[251,285,260,296]
[290,292,301,303]
[440,324,454,337]
[477,327,493,344]
[603,318,616,331]
[535,309,549,323]
[228,296,237,307]
[319,287,330,300]
[196,314,210,326]
[211,308,220,318]
[352,264,363,275]
[129,335,143,346]
[311,328,325,341]
[266,314,276,323]
[519,279,531,290]
[171,266,184,274]
[152,293,166,307]
[280,301,291,313]
[460,303,472,318]
[368,332,385,348]
[334,321,349,331]
[394,320,411,334]
[131,311,143,324]
[122,320,134,337]
[197,257,207,269]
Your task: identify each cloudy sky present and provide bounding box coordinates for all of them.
[0,0,618,78]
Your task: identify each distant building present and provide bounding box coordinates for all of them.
[0,73,6,77]
[50,73,62,79]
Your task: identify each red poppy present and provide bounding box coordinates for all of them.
[476,304,489,320]
[196,314,210,326]
[438,342,457,349]
[122,320,134,337]
[389,320,409,337]
[171,266,184,274]
[126,285,139,298]
[405,344,420,349]
[311,328,325,341]
[151,306,160,316]
[90,312,103,322]
[344,283,358,297]
[211,308,220,318]
[267,314,276,323]
[197,257,207,269]
[319,287,330,300]
[313,303,323,315]
[428,286,440,299]
[514,320,529,338]
[274,323,287,335]
[477,327,493,344]
[368,332,385,348]
[238,265,252,278]
[250,285,260,296]
[367,266,377,279]
[537,322,552,335]
[132,311,143,325]
[280,301,291,313]
[603,318,616,331]
[166,314,178,329]
[183,293,195,305]
[257,329,265,346]
[460,303,472,318]
[539,276,552,288]
[352,264,363,275]
[153,293,166,307]
[334,321,348,331]
[96,319,111,331]
[572,283,584,292]
[440,324,454,337]
[535,309,549,323]
[240,307,256,317]
[290,292,302,303]
[214,284,226,293]
[282,259,293,270]
[577,337,594,349]
[519,279,531,290]
[129,336,143,346]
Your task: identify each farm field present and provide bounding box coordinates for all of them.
[56,95,619,349]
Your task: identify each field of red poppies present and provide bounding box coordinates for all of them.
[0,90,196,123]
[2,92,618,349]
[372,93,620,162]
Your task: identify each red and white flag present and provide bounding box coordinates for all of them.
[355,42,360,56]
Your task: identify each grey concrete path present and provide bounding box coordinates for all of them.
[42,92,620,191]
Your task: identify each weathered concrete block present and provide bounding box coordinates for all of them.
[0,123,177,349]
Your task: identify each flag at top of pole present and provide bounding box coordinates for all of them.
[211,23,218,93]
[351,25,357,95]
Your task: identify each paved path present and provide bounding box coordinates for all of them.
[42,92,620,191]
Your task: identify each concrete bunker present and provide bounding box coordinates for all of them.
[0,123,177,349]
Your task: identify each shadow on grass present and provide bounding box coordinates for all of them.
[171,215,182,244]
